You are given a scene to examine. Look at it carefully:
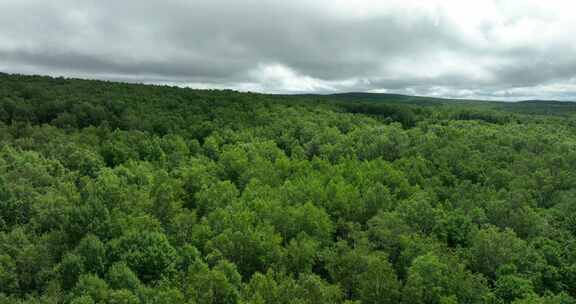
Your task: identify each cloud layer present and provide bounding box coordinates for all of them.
[1,0,576,100]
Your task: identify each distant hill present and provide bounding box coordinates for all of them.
[328,92,471,105]
[498,100,576,116]
[293,92,576,117]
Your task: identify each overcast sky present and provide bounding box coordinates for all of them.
[1,0,576,100]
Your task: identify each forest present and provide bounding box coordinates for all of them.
[1,73,576,303]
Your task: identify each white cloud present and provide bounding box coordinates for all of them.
[1,0,576,100]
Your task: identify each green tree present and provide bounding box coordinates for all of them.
[109,231,177,283]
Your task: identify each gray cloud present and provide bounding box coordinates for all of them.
[1,0,576,100]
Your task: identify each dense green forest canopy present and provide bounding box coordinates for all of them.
[1,73,576,303]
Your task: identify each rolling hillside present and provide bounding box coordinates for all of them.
[1,73,576,304]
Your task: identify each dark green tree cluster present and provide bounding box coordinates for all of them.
[1,74,576,303]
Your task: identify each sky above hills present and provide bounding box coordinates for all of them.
[1,0,575,101]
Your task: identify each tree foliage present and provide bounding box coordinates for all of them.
[1,74,576,303]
